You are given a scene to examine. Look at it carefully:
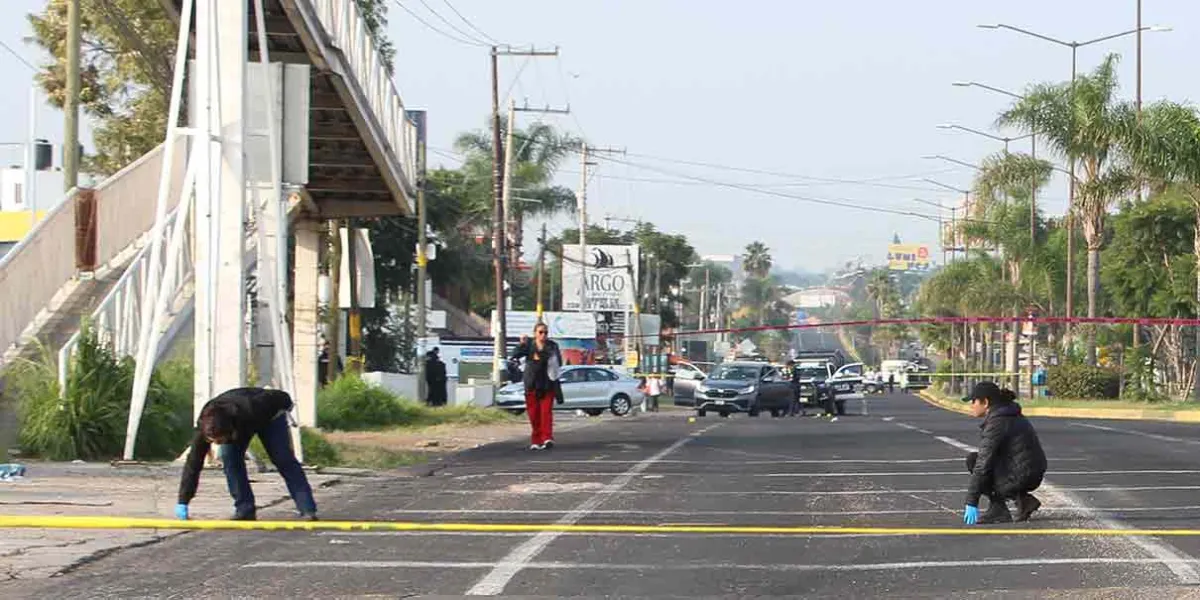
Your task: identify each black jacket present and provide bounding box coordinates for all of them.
[511,338,562,393]
[966,402,1048,505]
[178,388,294,504]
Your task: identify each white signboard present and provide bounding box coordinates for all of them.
[493,311,597,339]
[561,244,639,312]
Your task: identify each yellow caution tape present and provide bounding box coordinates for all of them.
[5,515,1200,537]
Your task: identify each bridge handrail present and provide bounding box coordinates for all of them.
[311,0,418,199]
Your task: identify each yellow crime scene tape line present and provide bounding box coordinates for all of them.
[6,515,1200,537]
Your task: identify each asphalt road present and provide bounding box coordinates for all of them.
[11,393,1200,598]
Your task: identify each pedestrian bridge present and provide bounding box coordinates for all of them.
[0,0,418,433]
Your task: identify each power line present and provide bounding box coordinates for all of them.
[439,0,500,45]
[0,39,36,72]
[414,0,491,46]
[391,0,489,47]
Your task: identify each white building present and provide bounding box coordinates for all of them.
[701,254,745,286]
[0,167,67,213]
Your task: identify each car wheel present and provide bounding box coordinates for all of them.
[506,409,525,416]
[697,409,707,417]
[584,408,604,417]
[748,403,761,417]
[719,410,730,418]
[610,394,632,416]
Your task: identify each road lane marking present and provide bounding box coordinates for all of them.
[384,505,1200,516]
[923,430,1200,584]
[895,422,935,434]
[1072,422,1200,446]
[463,423,722,596]
[452,469,1200,478]
[244,557,1200,572]
[15,515,1200,537]
[527,458,983,464]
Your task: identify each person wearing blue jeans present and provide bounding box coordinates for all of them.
[175,387,317,521]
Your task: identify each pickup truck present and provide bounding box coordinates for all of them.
[792,360,865,415]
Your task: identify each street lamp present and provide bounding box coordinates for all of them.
[951,82,1039,245]
[914,198,957,265]
[936,123,1033,153]
[977,22,1171,320]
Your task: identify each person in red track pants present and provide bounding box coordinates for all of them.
[511,323,563,450]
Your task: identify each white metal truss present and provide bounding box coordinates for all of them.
[118,0,296,461]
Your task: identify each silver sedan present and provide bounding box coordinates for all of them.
[494,365,643,416]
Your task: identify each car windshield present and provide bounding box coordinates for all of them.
[708,365,760,381]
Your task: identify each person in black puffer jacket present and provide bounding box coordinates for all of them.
[510,322,563,450]
[961,381,1047,525]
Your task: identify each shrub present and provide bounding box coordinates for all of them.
[248,427,340,467]
[316,373,515,431]
[316,374,408,431]
[1046,361,1121,399]
[11,327,195,461]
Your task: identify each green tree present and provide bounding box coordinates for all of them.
[743,241,772,278]
[455,122,579,267]
[27,0,393,177]
[999,54,1138,362]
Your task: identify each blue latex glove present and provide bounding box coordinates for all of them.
[963,504,979,525]
[175,503,189,520]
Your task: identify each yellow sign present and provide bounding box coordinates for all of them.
[887,243,932,272]
[0,211,45,243]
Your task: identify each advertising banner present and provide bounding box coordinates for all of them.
[561,244,640,312]
[493,311,598,339]
[887,243,932,272]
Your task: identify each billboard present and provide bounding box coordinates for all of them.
[887,243,932,272]
[561,244,640,312]
[493,311,598,339]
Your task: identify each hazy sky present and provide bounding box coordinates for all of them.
[2,1,1197,272]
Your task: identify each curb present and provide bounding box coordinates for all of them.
[917,390,1200,423]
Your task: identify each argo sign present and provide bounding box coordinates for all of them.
[561,244,640,312]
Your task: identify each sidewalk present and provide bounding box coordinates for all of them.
[918,388,1200,423]
[0,461,342,580]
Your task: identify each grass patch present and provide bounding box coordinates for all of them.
[924,387,1194,413]
[317,373,516,431]
[331,443,427,470]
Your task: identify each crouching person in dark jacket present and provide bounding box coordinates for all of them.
[175,387,318,521]
[961,381,1047,525]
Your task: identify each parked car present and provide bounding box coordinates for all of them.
[670,361,708,406]
[694,361,792,418]
[494,365,642,416]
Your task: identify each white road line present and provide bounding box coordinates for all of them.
[424,484,1200,496]
[1072,422,1200,446]
[245,557,1200,572]
[463,424,720,596]
[894,422,935,435]
[454,469,1198,478]
[382,505,1200,516]
[928,431,1200,585]
[527,458,972,465]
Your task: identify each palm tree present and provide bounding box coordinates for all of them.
[743,242,772,278]
[454,122,579,267]
[864,270,896,319]
[1125,101,1200,347]
[741,275,784,326]
[998,54,1138,363]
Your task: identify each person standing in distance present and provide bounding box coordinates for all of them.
[961,381,1047,525]
[175,387,318,521]
[511,323,562,450]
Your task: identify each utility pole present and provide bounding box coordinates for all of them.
[346,219,361,369]
[410,110,428,402]
[536,223,547,322]
[491,45,558,384]
[575,143,626,313]
[503,100,569,267]
[64,0,81,190]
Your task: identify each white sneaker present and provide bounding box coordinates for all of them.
[542,439,555,449]
[529,443,544,451]
[830,417,839,422]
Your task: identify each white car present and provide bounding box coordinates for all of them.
[494,365,643,416]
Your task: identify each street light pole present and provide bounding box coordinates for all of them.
[977,22,1171,326]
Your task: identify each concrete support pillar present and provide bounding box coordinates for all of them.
[293,219,321,426]
[211,0,247,395]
